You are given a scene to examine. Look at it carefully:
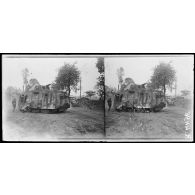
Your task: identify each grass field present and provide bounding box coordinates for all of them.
[3,100,193,141]
[3,106,104,141]
[105,105,193,141]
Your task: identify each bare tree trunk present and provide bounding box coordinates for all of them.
[79,78,81,98]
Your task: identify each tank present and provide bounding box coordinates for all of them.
[114,83,166,112]
[18,86,70,113]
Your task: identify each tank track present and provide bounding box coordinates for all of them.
[116,103,166,113]
[116,106,152,113]
[20,106,65,114]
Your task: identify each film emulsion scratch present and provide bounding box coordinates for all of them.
[1,54,194,142]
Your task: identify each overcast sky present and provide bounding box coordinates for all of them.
[3,55,194,96]
[105,55,194,95]
[2,55,99,96]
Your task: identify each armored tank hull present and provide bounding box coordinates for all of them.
[18,88,70,113]
[114,84,166,112]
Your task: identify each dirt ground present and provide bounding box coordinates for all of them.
[3,100,193,142]
[105,104,193,141]
[3,106,104,141]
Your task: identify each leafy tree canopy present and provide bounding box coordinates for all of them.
[95,57,105,100]
[54,62,80,96]
[151,62,176,97]
[5,86,22,100]
[96,57,104,74]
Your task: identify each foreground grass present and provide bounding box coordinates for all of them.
[3,107,104,141]
[106,105,193,140]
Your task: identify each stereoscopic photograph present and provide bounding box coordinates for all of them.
[2,55,104,141]
[105,55,194,141]
[1,54,194,142]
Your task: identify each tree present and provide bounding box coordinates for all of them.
[55,62,80,96]
[95,57,104,100]
[85,90,96,99]
[151,62,176,98]
[21,68,30,92]
[5,86,22,100]
[117,67,124,90]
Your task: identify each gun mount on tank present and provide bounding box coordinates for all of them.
[18,84,70,113]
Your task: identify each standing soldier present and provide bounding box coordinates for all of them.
[12,98,16,112]
[107,97,112,111]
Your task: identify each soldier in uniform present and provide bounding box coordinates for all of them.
[12,98,16,112]
[107,97,112,111]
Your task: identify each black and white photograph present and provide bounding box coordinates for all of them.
[1,1,195,195]
[2,55,104,141]
[1,54,194,142]
[105,54,194,141]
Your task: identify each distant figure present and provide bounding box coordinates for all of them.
[12,98,16,112]
[107,98,112,111]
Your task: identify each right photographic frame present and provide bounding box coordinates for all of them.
[104,54,194,142]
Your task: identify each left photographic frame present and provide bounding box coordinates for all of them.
[1,54,105,142]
